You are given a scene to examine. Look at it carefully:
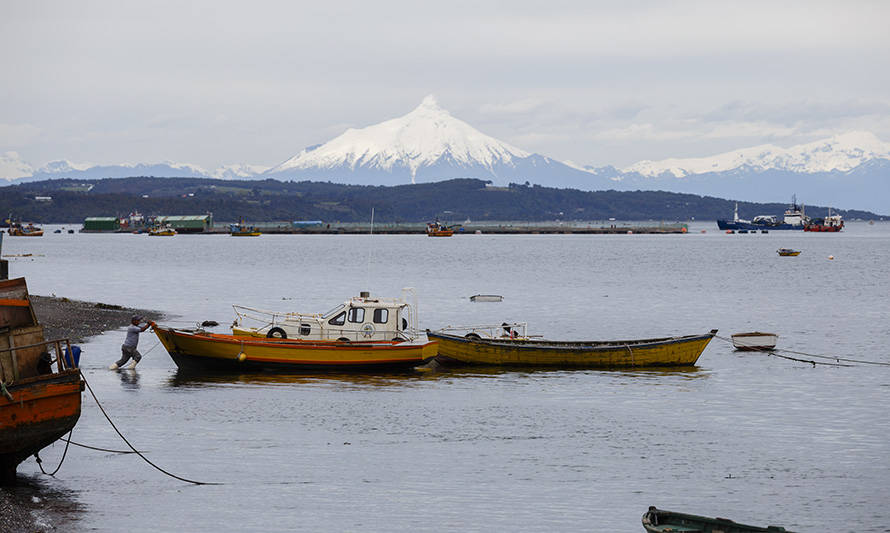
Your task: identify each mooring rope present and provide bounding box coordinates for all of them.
[35,429,73,477]
[80,370,222,485]
[59,437,139,454]
[715,335,889,367]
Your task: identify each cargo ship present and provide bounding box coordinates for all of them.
[717,197,808,231]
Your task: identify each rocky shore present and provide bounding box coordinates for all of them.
[30,295,164,343]
[1,295,164,532]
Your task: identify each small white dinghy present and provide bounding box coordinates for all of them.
[731,332,778,351]
[469,294,503,302]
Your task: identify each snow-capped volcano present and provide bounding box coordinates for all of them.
[623,131,890,178]
[263,95,593,186]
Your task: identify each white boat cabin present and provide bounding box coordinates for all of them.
[231,290,418,342]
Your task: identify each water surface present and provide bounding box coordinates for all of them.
[4,222,889,531]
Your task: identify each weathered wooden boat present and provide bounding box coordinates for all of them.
[642,506,794,532]
[731,332,778,351]
[0,277,82,484]
[154,325,438,371]
[777,248,800,256]
[427,324,717,368]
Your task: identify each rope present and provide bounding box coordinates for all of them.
[715,335,888,367]
[35,429,73,477]
[60,437,139,454]
[80,370,222,485]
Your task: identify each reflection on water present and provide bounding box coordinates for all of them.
[165,363,710,391]
[117,369,141,389]
[167,368,428,389]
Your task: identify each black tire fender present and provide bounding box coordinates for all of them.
[267,327,287,339]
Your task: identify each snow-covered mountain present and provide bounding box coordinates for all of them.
[262,95,597,186]
[584,131,890,212]
[622,131,890,177]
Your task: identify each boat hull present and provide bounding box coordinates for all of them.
[0,370,82,484]
[427,330,716,368]
[717,220,802,231]
[803,224,843,232]
[642,506,793,532]
[731,332,778,351]
[154,326,438,371]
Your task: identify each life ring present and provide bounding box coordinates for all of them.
[464,333,482,340]
[337,337,350,342]
[266,327,287,339]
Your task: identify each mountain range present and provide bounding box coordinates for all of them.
[3,97,888,213]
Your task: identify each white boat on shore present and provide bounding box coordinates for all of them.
[731,332,778,351]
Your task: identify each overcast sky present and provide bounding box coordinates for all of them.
[2,0,889,171]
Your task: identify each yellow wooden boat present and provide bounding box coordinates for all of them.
[231,230,261,237]
[153,325,438,371]
[148,225,177,236]
[427,326,717,368]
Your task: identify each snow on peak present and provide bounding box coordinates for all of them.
[212,163,270,180]
[624,131,890,178]
[1,151,34,181]
[266,95,533,183]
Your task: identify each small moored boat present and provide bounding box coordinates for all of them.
[777,248,800,256]
[427,324,717,368]
[6,221,43,237]
[426,219,453,237]
[149,225,177,236]
[153,326,438,371]
[731,332,778,351]
[642,506,794,532]
[229,219,261,236]
[469,294,503,302]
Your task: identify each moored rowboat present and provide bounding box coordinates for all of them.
[154,325,438,371]
[731,332,778,351]
[427,327,717,368]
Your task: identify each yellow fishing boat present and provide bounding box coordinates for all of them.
[229,219,261,236]
[427,324,717,368]
[153,325,438,371]
[148,225,176,236]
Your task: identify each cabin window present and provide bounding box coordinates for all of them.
[328,312,346,326]
[373,309,388,324]
[347,308,365,323]
[300,324,311,336]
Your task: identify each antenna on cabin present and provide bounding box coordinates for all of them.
[366,207,374,290]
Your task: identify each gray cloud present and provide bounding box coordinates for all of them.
[2,0,889,171]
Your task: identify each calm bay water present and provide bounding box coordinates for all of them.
[4,222,890,532]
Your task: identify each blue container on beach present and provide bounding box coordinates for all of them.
[64,346,81,368]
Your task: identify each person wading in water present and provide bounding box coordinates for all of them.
[109,315,154,370]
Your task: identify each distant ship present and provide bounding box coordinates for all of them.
[717,196,808,231]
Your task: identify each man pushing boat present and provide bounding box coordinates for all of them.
[109,315,155,370]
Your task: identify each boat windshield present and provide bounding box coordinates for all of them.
[322,304,346,319]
